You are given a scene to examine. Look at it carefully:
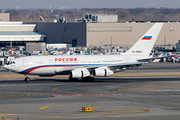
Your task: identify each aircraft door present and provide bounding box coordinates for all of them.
[49,59,53,66]
[23,59,28,67]
[125,57,130,63]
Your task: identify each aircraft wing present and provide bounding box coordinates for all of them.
[60,62,143,73]
[105,62,143,72]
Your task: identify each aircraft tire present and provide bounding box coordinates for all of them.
[89,77,94,81]
[25,77,30,82]
[69,77,78,81]
[82,77,88,81]
[82,77,94,82]
[69,77,72,81]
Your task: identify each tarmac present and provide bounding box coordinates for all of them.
[0,62,180,120]
[1,62,180,79]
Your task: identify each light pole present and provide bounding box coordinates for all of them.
[111,37,112,49]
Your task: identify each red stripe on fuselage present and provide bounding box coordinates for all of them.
[24,65,82,74]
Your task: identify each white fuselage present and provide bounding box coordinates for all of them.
[3,23,164,79]
[4,54,143,76]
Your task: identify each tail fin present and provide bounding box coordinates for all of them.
[125,23,163,57]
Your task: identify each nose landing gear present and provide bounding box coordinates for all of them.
[25,75,30,82]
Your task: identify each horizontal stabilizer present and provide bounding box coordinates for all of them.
[137,57,157,63]
[137,56,170,62]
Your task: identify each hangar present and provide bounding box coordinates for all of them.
[31,21,180,49]
[0,21,180,50]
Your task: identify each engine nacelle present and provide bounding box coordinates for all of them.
[70,68,90,78]
[92,67,113,77]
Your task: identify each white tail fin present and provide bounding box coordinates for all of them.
[125,23,163,57]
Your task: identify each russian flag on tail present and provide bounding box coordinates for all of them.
[142,36,152,40]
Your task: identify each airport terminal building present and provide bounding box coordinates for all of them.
[31,21,180,49]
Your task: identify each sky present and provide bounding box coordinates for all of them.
[0,0,180,9]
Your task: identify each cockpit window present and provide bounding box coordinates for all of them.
[6,61,15,65]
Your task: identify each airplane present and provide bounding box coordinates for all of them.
[3,23,163,82]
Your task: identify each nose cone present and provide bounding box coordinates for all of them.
[3,64,10,71]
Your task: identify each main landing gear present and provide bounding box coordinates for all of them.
[25,75,30,82]
[68,77,78,81]
[68,77,94,82]
[82,77,94,82]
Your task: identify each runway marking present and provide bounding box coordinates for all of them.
[117,83,180,95]
[1,79,180,119]
[0,118,12,120]
[38,116,63,118]
[11,95,16,98]
[52,93,124,96]
[105,108,136,111]
[0,105,149,118]
[0,113,27,116]
[127,88,152,90]
[153,86,169,87]
[73,108,149,117]
[52,83,100,94]
[39,106,49,109]
[165,83,180,85]
[53,84,85,93]
[73,114,104,116]
[2,82,180,101]
[0,88,31,90]
[97,95,180,106]
[103,109,149,114]
[0,93,121,99]
[52,94,84,96]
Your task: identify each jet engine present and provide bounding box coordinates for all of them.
[70,68,90,78]
[92,67,113,77]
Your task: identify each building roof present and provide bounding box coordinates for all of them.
[0,22,22,25]
[0,32,46,41]
[0,32,46,36]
